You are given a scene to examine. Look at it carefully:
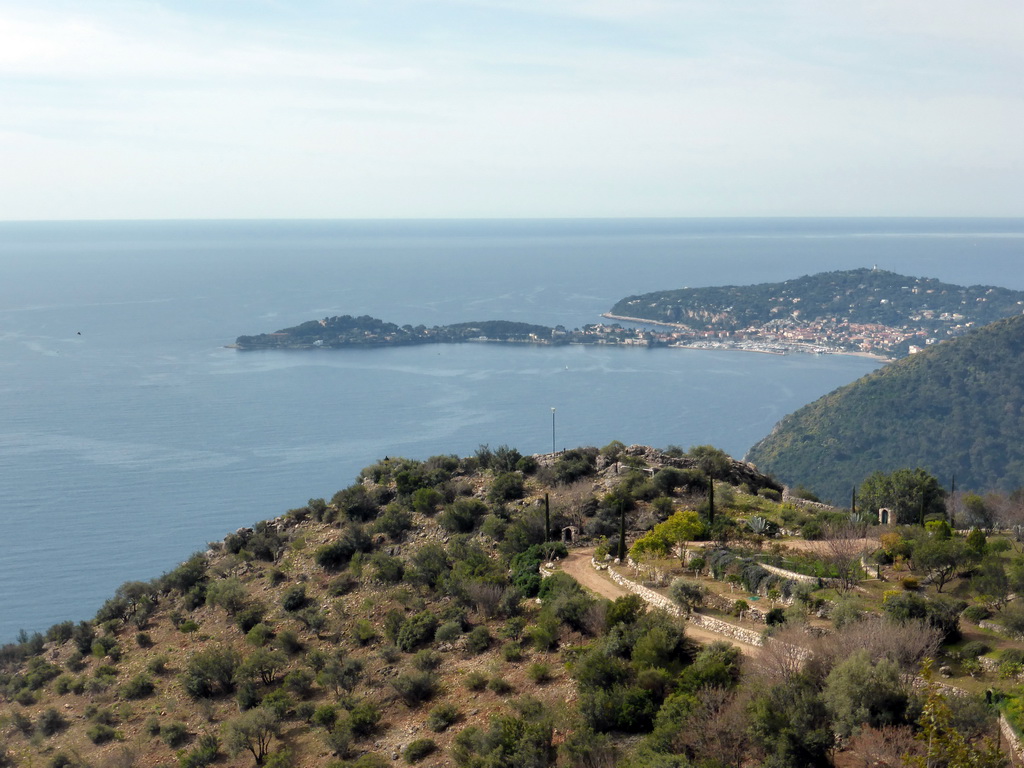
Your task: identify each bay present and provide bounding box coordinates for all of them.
[1,217,1022,641]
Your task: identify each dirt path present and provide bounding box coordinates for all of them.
[560,549,762,657]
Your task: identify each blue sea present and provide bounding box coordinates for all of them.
[2,218,1023,641]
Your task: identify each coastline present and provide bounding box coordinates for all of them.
[602,313,891,362]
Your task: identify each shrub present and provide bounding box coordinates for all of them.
[487,677,513,695]
[348,699,382,737]
[527,663,552,684]
[275,629,304,655]
[87,723,118,744]
[312,704,338,729]
[426,703,460,732]
[435,621,462,643]
[36,708,67,737]
[162,722,191,747]
[464,671,488,691]
[392,672,438,707]
[403,738,437,764]
[397,612,437,652]
[962,605,991,624]
[121,673,155,699]
[182,646,240,698]
[489,472,525,502]
[284,669,315,699]
[413,649,442,671]
[352,619,376,646]
[466,626,492,654]
[960,641,990,659]
[439,498,487,533]
[148,654,170,674]
[502,643,524,662]
[247,623,275,646]
[281,585,309,612]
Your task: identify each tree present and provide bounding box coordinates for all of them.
[237,648,288,686]
[822,649,908,738]
[859,468,946,525]
[816,522,868,592]
[912,537,970,593]
[904,662,1005,768]
[629,510,705,564]
[668,578,705,614]
[224,706,280,766]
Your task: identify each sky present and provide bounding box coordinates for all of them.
[0,1,1022,220]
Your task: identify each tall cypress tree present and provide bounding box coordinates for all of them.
[544,493,550,543]
[707,474,715,527]
[618,502,626,562]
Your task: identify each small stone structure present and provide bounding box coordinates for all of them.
[561,526,578,544]
[878,507,892,525]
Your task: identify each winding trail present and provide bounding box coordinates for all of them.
[560,549,762,657]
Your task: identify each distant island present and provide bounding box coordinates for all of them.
[236,268,1024,359]
[607,267,1024,358]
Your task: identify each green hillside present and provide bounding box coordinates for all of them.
[746,313,1024,503]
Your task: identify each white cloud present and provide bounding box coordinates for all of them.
[0,1,1021,218]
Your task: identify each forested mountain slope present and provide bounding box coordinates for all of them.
[746,313,1024,503]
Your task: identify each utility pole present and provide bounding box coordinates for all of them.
[551,408,556,455]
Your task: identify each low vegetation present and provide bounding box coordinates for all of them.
[1,442,1022,767]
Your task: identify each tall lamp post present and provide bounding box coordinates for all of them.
[551,407,556,455]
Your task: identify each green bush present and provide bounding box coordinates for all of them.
[312,704,338,729]
[466,626,492,654]
[353,619,377,646]
[489,472,525,502]
[527,662,552,684]
[487,677,513,695]
[962,604,991,623]
[181,646,240,698]
[397,612,437,652]
[960,641,990,659]
[36,708,67,737]
[413,649,442,671]
[162,722,191,748]
[392,672,438,707]
[121,673,155,699]
[426,703,460,732]
[464,671,488,691]
[86,723,118,744]
[435,621,462,642]
[247,623,275,646]
[348,700,382,737]
[281,585,309,612]
[402,738,436,764]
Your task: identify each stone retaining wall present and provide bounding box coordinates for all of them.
[600,560,777,648]
[1002,715,1024,766]
[761,561,824,585]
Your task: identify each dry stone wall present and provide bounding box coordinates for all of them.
[600,559,768,647]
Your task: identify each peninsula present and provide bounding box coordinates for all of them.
[234,316,660,350]
[235,269,1024,359]
[607,267,1024,358]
